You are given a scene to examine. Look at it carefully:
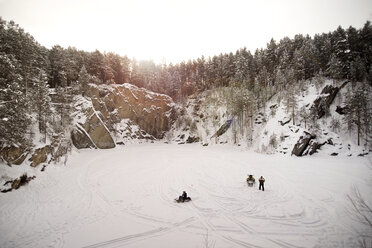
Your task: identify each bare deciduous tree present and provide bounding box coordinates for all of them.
[347,186,372,248]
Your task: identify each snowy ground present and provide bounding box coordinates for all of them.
[0,143,371,248]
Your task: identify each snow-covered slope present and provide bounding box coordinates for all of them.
[0,144,370,248]
[168,79,370,157]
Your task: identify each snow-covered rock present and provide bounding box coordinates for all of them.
[291,131,316,156]
[310,83,341,119]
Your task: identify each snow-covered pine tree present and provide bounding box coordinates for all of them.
[33,70,52,143]
[54,85,73,129]
[49,45,67,88]
[345,85,370,146]
[0,61,31,146]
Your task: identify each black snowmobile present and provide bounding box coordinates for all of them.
[175,191,192,203]
[175,196,192,203]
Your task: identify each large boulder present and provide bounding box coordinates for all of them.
[291,132,316,156]
[71,125,96,149]
[83,111,115,149]
[72,110,115,149]
[0,146,28,165]
[304,140,327,156]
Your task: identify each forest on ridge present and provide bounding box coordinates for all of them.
[1,17,372,149]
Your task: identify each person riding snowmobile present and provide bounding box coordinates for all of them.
[182,191,187,200]
[178,191,189,202]
[247,175,255,182]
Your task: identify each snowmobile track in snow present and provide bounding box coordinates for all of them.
[0,144,369,248]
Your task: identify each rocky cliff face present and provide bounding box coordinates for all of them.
[71,83,175,149]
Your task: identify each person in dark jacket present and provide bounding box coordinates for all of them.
[178,191,188,202]
[182,191,187,199]
[259,176,265,191]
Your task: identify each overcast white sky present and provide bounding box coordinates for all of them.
[0,0,371,64]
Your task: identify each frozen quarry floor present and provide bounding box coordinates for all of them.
[0,143,371,248]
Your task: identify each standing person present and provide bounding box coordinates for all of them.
[259,176,265,191]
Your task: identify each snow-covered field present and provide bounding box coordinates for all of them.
[0,143,371,248]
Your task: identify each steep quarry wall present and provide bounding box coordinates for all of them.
[71,83,175,149]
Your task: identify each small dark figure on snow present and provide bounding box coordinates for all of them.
[259,176,265,191]
[178,191,189,202]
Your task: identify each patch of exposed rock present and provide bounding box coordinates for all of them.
[212,119,233,138]
[311,84,340,119]
[291,132,316,156]
[29,145,53,167]
[0,146,28,165]
[186,136,200,143]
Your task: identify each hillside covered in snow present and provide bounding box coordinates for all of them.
[168,78,371,157]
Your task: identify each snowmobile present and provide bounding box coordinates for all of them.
[175,191,192,203]
[246,175,255,187]
[175,196,192,203]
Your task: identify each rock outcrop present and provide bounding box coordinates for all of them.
[186,136,200,143]
[82,111,115,149]
[91,84,174,138]
[29,145,53,167]
[71,125,96,149]
[278,117,291,126]
[71,83,175,149]
[212,119,233,138]
[304,140,326,156]
[336,105,349,115]
[0,146,28,165]
[311,85,339,119]
[291,132,316,156]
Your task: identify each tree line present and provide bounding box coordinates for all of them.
[0,17,371,148]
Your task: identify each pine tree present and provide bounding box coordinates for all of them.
[49,45,67,88]
[327,54,344,80]
[33,70,52,143]
[0,75,31,146]
[54,86,73,129]
[0,40,32,146]
[88,50,105,84]
[346,85,370,146]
